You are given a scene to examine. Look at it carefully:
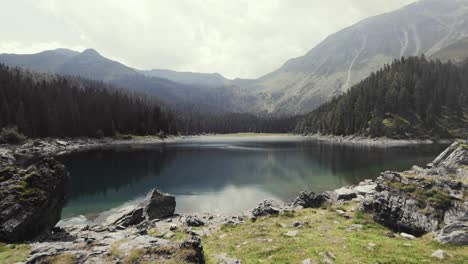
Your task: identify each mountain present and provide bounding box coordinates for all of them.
[296,56,468,139]
[431,36,468,63]
[0,49,251,114]
[242,0,468,116]
[140,69,230,88]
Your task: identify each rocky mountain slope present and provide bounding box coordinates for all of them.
[242,0,468,115]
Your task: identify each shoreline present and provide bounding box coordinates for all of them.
[304,133,454,147]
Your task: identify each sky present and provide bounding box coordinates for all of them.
[0,0,416,79]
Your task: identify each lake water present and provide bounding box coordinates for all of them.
[57,136,447,222]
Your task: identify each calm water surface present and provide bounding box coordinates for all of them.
[57,136,447,222]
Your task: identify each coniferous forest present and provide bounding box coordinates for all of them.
[296,56,468,139]
[0,64,177,138]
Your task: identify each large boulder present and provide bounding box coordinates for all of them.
[143,189,176,220]
[103,205,144,227]
[0,158,68,242]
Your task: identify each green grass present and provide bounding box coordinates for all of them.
[0,243,31,264]
[202,203,468,263]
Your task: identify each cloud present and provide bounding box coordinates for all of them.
[0,0,415,78]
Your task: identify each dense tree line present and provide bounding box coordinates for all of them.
[296,56,468,139]
[0,64,176,138]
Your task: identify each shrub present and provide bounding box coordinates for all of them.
[0,127,26,145]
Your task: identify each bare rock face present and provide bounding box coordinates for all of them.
[0,158,68,242]
[143,189,176,220]
[435,220,468,245]
[362,142,468,238]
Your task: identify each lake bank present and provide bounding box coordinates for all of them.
[1,141,466,263]
[305,133,454,147]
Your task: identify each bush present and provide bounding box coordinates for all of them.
[0,127,26,145]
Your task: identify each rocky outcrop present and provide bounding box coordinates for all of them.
[0,148,15,169]
[362,142,468,238]
[0,158,68,242]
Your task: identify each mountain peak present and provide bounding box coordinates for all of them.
[81,48,101,57]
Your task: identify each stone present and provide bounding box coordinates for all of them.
[143,189,176,220]
[217,253,242,264]
[284,230,297,237]
[104,206,144,227]
[251,200,283,217]
[302,258,312,264]
[180,236,205,263]
[400,233,416,240]
[292,191,328,208]
[431,249,448,260]
[328,187,357,201]
[346,224,362,232]
[169,223,178,231]
[0,158,68,242]
[293,221,304,229]
[164,231,175,239]
[367,242,376,250]
[435,221,468,245]
[186,216,205,227]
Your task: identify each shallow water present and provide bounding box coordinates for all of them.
[57,136,447,221]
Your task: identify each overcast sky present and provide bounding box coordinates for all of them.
[0,0,416,79]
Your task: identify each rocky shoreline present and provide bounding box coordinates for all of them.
[306,133,454,147]
[0,140,467,263]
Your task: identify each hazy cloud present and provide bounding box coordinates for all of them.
[0,0,415,78]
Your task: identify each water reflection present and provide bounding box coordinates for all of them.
[58,137,447,219]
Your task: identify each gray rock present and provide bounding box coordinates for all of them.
[284,230,298,237]
[431,249,448,260]
[400,233,416,240]
[186,216,205,227]
[435,221,468,245]
[143,189,176,220]
[328,187,357,201]
[292,191,328,208]
[180,236,205,263]
[217,253,242,264]
[104,206,144,227]
[251,200,283,217]
[0,158,68,242]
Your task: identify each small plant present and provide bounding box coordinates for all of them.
[0,127,26,145]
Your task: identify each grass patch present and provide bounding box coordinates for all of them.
[202,202,468,263]
[0,243,30,264]
[44,253,78,264]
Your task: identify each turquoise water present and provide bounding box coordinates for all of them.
[58,136,447,219]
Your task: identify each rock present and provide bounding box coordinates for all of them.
[143,189,176,220]
[292,191,328,208]
[0,149,15,168]
[367,242,376,250]
[327,187,357,202]
[186,216,205,227]
[180,236,205,263]
[251,200,283,217]
[400,233,416,240]
[104,206,144,227]
[284,230,297,237]
[431,249,449,260]
[217,253,242,264]
[293,221,304,229]
[0,158,68,242]
[435,221,468,245]
[346,224,363,232]
[164,231,175,239]
[302,258,312,264]
[169,223,178,231]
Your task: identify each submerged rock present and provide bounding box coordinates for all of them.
[143,189,176,220]
[0,158,68,242]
